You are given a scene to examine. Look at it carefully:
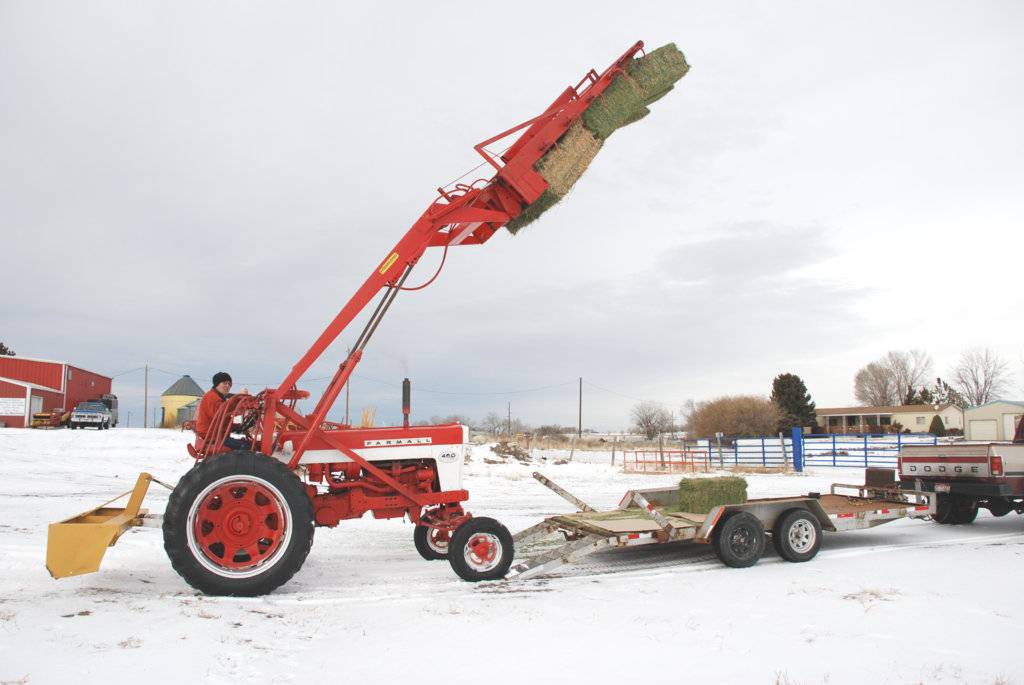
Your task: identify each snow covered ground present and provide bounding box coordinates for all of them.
[0,429,1021,684]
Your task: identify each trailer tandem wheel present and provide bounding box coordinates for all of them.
[712,511,765,568]
[163,451,315,596]
[772,508,822,563]
[448,517,514,581]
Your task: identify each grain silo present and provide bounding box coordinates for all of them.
[160,375,204,427]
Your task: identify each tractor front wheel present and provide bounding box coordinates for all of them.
[414,525,450,560]
[448,517,513,581]
[163,451,314,596]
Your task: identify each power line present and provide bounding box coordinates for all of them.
[583,380,677,407]
[108,366,145,378]
[234,372,578,398]
[149,367,190,377]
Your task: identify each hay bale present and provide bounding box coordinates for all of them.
[583,43,689,140]
[508,43,689,233]
[506,122,602,234]
[536,121,603,196]
[627,43,690,103]
[677,476,748,514]
[582,75,650,140]
[505,190,560,234]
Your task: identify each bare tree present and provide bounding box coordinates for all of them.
[853,349,933,406]
[687,396,783,438]
[429,414,473,427]
[885,349,933,402]
[631,401,673,440]
[481,411,505,436]
[854,362,898,406]
[950,347,1011,406]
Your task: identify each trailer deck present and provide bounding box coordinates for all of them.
[507,471,934,580]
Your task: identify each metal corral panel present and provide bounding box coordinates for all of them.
[0,357,63,392]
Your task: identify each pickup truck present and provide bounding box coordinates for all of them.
[69,401,114,430]
[898,443,1024,523]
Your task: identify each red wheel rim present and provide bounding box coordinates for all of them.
[428,529,451,553]
[189,479,288,573]
[463,533,501,572]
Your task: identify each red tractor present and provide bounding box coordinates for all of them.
[47,40,685,595]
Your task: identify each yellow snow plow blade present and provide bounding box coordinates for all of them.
[46,472,155,579]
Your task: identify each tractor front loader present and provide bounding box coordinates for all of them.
[46,40,689,595]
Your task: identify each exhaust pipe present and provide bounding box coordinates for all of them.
[402,377,411,429]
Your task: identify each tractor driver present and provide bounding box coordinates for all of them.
[195,371,250,451]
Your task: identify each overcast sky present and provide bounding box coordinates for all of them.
[2,1,1022,430]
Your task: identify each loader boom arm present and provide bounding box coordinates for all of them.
[259,41,648,465]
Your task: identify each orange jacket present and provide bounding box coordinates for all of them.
[195,388,226,438]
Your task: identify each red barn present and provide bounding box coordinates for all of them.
[0,357,112,428]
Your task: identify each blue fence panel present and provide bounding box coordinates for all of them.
[801,433,937,468]
[683,432,937,469]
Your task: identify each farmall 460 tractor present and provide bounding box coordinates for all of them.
[46,40,689,595]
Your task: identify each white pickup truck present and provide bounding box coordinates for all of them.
[898,443,1024,523]
[69,401,114,430]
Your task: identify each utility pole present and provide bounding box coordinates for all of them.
[577,376,582,438]
[507,401,511,437]
[143,364,149,428]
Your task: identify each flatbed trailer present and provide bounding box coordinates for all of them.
[507,470,934,580]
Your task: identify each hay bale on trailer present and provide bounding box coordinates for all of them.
[677,476,748,514]
[506,43,689,234]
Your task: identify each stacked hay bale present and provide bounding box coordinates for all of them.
[506,43,689,234]
[677,476,748,514]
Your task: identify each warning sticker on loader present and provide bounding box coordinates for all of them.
[379,252,399,275]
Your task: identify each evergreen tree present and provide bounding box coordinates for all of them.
[0,341,13,356]
[931,377,967,409]
[770,373,817,432]
[927,414,946,437]
[905,385,934,405]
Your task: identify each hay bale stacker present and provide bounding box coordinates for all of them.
[46,40,690,596]
[507,469,936,579]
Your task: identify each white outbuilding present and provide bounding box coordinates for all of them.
[964,400,1024,441]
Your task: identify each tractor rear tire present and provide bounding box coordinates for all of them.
[448,517,513,581]
[414,524,449,560]
[712,511,765,568]
[163,451,314,596]
[772,508,822,563]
